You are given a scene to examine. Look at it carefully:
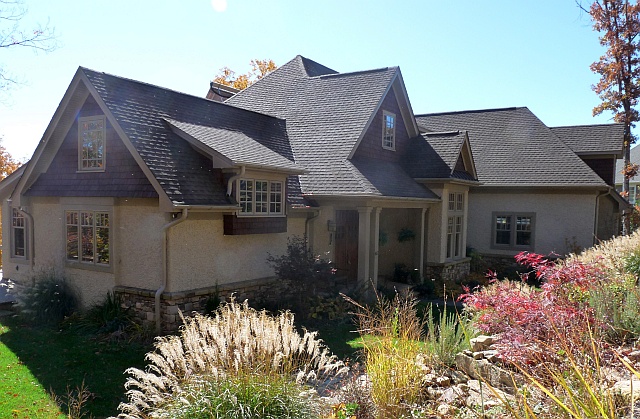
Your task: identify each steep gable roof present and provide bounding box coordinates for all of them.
[551,123,624,156]
[80,68,297,206]
[404,131,477,181]
[227,55,434,199]
[416,107,608,188]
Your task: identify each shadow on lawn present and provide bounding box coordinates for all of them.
[0,313,150,418]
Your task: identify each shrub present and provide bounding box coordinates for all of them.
[266,235,334,283]
[116,299,346,418]
[424,302,473,370]
[344,291,426,418]
[75,291,134,334]
[16,269,79,325]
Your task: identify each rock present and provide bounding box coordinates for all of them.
[455,352,522,392]
[436,376,451,387]
[629,351,640,362]
[437,386,466,404]
[470,335,496,352]
[437,403,455,416]
[423,373,437,387]
[450,369,469,384]
[473,351,485,360]
[611,379,640,402]
[484,350,499,362]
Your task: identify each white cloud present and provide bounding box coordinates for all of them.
[211,0,227,12]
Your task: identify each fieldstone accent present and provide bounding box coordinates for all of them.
[425,258,471,283]
[470,335,496,352]
[611,379,640,403]
[455,352,522,392]
[114,277,297,332]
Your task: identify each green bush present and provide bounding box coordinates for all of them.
[266,236,334,283]
[73,291,136,336]
[424,302,473,370]
[589,279,640,343]
[16,269,79,325]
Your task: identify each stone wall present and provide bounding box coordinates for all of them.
[115,277,296,332]
[424,258,471,283]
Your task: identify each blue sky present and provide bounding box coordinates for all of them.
[0,0,613,161]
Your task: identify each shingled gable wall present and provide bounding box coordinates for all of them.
[25,95,158,198]
[351,87,410,161]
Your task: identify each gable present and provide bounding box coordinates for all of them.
[352,86,410,163]
[25,95,158,198]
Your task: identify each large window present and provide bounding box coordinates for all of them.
[446,192,465,259]
[11,208,26,258]
[492,213,535,250]
[78,115,106,171]
[238,179,284,216]
[382,111,396,150]
[66,210,110,266]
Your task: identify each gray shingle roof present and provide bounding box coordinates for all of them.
[416,108,607,187]
[82,68,297,206]
[615,145,640,184]
[404,131,468,180]
[164,119,301,172]
[551,124,624,155]
[226,55,437,199]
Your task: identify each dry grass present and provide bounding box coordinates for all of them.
[115,298,347,419]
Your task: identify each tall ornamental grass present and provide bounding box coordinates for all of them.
[115,299,347,419]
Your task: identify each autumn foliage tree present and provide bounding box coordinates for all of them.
[0,139,21,265]
[584,0,640,234]
[212,59,277,90]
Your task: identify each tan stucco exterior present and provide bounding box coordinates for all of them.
[467,189,599,256]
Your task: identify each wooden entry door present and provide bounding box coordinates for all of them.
[335,210,359,280]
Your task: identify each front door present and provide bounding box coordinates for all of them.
[335,210,358,280]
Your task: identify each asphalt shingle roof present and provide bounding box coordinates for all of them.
[404,131,468,180]
[416,108,608,187]
[82,68,296,205]
[551,124,624,155]
[227,55,437,199]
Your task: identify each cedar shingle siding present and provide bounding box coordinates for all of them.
[26,96,158,198]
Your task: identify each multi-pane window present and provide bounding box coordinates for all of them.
[238,179,284,216]
[11,208,26,258]
[493,213,535,249]
[78,116,106,171]
[447,192,465,259]
[382,111,396,150]
[66,210,110,266]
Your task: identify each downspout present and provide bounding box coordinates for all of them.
[305,210,320,248]
[226,166,246,197]
[156,208,188,334]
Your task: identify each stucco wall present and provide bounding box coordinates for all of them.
[378,208,420,277]
[166,213,306,292]
[467,191,597,256]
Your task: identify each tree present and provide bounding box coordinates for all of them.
[212,59,277,90]
[0,0,57,92]
[583,0,640,235]
[0,138,21,265]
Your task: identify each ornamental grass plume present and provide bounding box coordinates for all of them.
[114,298,347,419]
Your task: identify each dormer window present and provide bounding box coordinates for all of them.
[382,111,396,150]
[78,115,106,171]
[238,179,284,216]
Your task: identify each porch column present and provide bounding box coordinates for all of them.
[357,206,372,288]
[369,207,382,290]
[416,208,427,279]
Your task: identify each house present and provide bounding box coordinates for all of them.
[615,145,640,204]
[0,55,623,330]
[417,109,624,258]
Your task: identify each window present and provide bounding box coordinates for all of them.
[66,210,110,266]
[447,192,465,259]
[382,111,396,150]
[492,213,535,249]
[238,179,284,216]
[11,208,26,258]
[78,115,106,171]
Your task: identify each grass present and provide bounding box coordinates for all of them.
[0,314,149,418]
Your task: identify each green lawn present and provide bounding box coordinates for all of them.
[0,314,150,418]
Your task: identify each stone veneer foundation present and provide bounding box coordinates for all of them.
[115,277,295,332]
[424,258,471,283]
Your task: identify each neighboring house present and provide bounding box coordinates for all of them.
[615,145,640,204]
[0,55,624,330]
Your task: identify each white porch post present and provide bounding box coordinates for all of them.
[357,206,372,288]
[417,208,427,279]
[369,207,382,290]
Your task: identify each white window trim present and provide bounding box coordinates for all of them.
[236,178,285,217]
[446,192,465,260]
[382,110,396,151]
[491,212,535,250]
[78,115,106,172]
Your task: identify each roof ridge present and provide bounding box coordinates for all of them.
[80,67,286,122]
[316,66,397,80]
[298,55,338,76]
[551,122,624,129]
[415,107,521,117]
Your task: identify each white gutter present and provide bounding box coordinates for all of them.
[156,208,188,334]
[226,166,245,197]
